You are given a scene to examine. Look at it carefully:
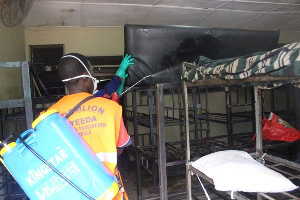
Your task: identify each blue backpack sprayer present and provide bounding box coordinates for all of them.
[0,96,119,200]
[0,74,154,199]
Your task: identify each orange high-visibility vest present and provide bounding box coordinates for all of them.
[47,92,130,174]
[48,93,130,200]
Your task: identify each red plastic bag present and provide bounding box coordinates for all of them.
[261,112,300,142]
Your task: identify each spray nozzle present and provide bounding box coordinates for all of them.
[118,74,153,97]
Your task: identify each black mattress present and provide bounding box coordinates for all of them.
[124,24,279,87]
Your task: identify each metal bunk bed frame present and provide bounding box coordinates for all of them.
[0,62,33,129]
[124,83,189,199]
[186,79,298,160]
[182,62,300,200]
[0,61,33,200]
[187,85,257,158]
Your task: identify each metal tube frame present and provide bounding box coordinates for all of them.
[155,83,168,200]
[0,62,33,129]
[182,62,300,200]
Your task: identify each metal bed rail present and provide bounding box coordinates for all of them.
[0,62,33,131]
[0,62,33,200]
[182,62,300,200]
[125,109,183,128]
[125,83,187,199]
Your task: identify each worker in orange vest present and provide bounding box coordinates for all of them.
[47,53,132,200]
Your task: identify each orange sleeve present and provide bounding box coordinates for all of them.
[117,117,131,147]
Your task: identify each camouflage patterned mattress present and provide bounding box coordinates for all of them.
[182,42,300,87]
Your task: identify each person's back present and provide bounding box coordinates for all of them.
[48,93,124,171]
[48,53,131,200]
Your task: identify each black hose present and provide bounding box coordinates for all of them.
[18,134,95,200]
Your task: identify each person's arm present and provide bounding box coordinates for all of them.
[94,54,134,97]
[94,75,121,97]
[116,117,132,155]
[115,54,134,95]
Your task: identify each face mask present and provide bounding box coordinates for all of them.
[62,75,99,94]
[90,76,99,94]
[61,55,99,94]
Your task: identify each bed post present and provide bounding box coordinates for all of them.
[254,87,263,155]
[22,62,34,128]
[132,90,143,199]
[294,87,300,164]
[254,87,263,200]
[156,83,168,200]
[183,77,192,200]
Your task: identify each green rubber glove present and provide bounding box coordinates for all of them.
[115,54,134,80]
[116,74,127,95]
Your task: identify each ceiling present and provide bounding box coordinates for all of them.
[17,0,300,32]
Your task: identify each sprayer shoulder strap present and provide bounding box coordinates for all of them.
[65,95,96,119]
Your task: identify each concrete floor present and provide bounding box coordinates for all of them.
[119,161,189,200]
[119,151,300,200]
[118,152,195,200]
[118,159,231,200]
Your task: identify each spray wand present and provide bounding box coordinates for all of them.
[118,74,153,97]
